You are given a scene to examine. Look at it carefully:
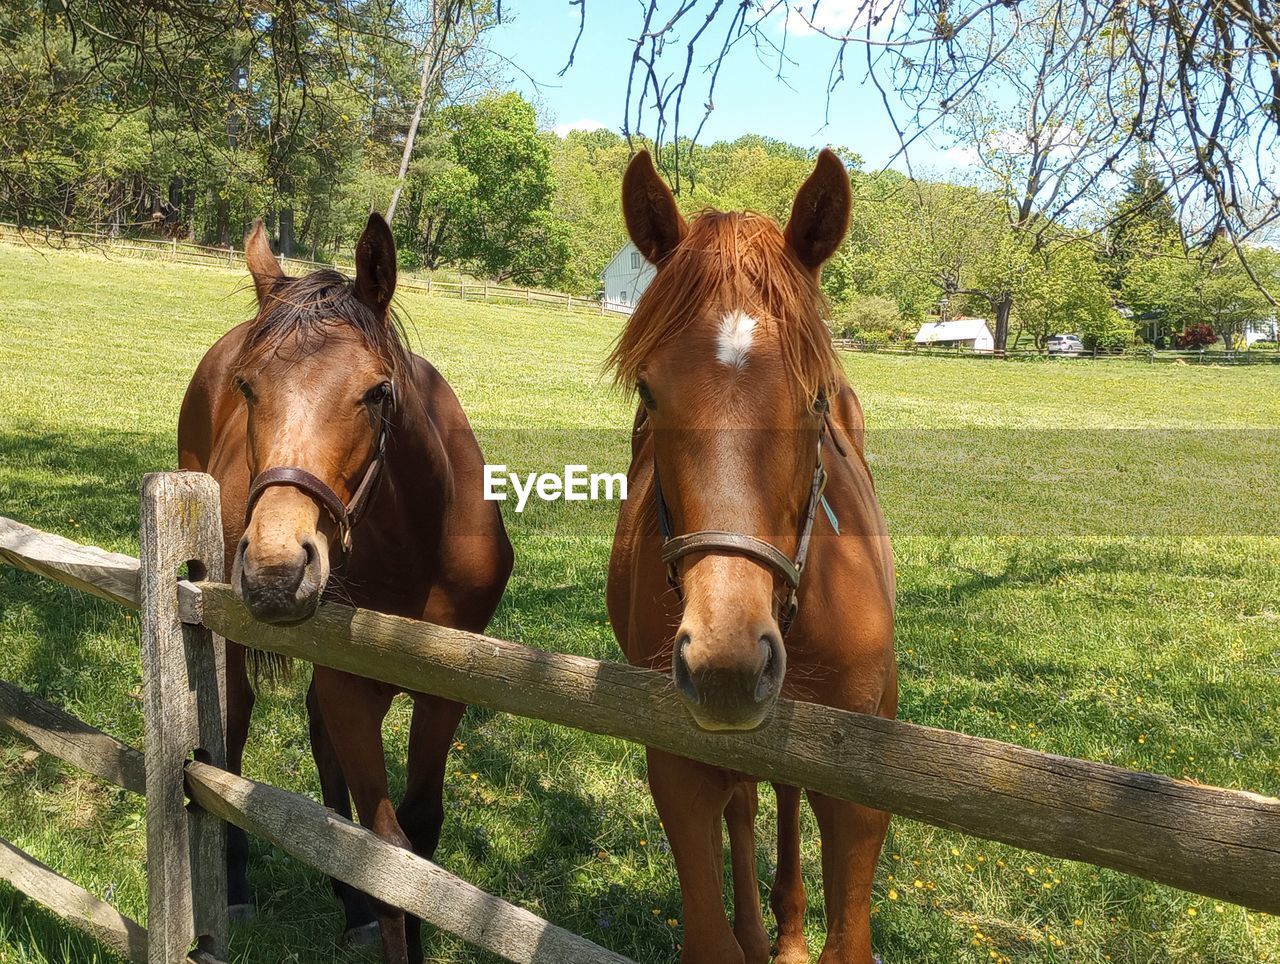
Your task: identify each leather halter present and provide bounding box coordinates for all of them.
[652,396,831,634]
[244,390,394,555]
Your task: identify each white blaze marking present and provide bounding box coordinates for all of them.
[716,310,757,369]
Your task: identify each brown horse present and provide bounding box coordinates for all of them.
[177,214,513,963]
[606,151,897,964]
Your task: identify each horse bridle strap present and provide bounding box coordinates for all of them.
[661,532,801,588]
[244,424,388,555]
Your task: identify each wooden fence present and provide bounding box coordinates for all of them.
[0,476,1278,963]
[0,223,628,319]
[833,339,1280,365]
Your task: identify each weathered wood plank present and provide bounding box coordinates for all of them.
[0,679,145,795]
[184,762,635,964]
[0,516,140,609]
[193,581,1280,916]
[139,474,228,961]
[0,836,148,964]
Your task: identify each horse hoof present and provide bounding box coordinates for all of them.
[342,921,381,947]
[228,903,256,924]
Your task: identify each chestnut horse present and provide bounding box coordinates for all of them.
[177,214,513,963]
[606,151,896,964]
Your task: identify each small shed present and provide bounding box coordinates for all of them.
[914,317,996,353]
[600,241,656,312]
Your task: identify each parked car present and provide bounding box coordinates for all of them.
[1046,334,1085,355]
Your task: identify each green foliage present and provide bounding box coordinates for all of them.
[1104,156,1179,290]
[829,294,913,344]
[1014,242,1116,351]
[1123,238,1277,349]
[401,93,567,284]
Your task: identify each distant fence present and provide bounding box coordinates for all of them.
[835,340,1280,365]
[0,474,1277,962]
[0,222,632,320]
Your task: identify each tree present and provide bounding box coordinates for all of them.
[386,1,499,225]
[1014,242,1116,351]
[1103,156,1179,292]
[402,93,567,284]
[608,0,1280,272]
[546,128,633,294]
[1124,239,1277,349]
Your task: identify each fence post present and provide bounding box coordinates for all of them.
[484,283,489,303]
[526,288,531,306]
[460,281,465,301]
[139,472,228,963]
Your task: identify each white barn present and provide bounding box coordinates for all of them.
[600,241,656,313]
[914,317,996,353]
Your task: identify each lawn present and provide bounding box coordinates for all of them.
[0,242,1277,963]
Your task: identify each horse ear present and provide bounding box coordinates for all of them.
[354,212,397,318]
[784,148,851,272]
[244,219,283,306]
[622,150,687,265]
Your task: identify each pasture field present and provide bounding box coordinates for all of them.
[0,243,1278,963]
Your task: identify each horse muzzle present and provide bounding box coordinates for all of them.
[234,530,328,625]
[672,629,786,731]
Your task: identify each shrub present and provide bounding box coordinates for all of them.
[1175,323,1218,349]
[1081,311,1134,353]
[829,294,913,343]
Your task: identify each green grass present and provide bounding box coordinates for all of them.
[0,243,1277,963]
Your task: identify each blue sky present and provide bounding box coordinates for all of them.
[486,1,956,172]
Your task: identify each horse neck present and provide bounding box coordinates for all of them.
[373,372,452,536]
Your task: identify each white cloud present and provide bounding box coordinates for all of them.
[552,118,608,138]
[775,0,901,38]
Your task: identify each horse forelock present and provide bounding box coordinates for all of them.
[234,269,408,376]
[606,210,841,402]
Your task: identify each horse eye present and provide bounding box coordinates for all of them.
[637,382,656,409]
[234,377,254,402]
[364,382,392,406]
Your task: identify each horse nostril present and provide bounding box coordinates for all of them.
[673,635,700,705]
[301,536,318,569]
[755,634,784,702]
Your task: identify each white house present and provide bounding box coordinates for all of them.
[914,317,996,353]
[1244,317,1277,346]
[600,241,656,313]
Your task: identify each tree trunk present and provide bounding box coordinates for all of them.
[388,36,439,225]
[276,171,295,258]
[215,193,230,247]
[993,296,1014,356]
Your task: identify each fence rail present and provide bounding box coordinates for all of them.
[0,222,628,319]
[834,340,1280,365]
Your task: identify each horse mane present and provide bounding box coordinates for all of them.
[606,211,841,401]
[235,269,408,375]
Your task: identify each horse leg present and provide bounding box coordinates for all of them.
[771,783,809,964]
[396,695,466,964]
[313,667,410,964]
[224,642,255,920]
[648,749,742,964]
[724,783,770,964]
[305,676,378,943]
[805,791,890,964]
